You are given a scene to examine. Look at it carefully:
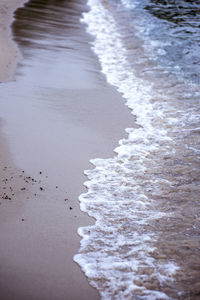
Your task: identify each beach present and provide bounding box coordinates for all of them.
[1,0,200,299]
[0,0,134,299]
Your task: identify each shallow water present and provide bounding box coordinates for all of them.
[74,0,200,299]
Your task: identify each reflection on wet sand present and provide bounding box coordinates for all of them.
[0,0,134,299]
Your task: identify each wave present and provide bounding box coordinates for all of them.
[74,0,200,299]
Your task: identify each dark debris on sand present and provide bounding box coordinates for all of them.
[0,167,47,202]
[1,167,69,207]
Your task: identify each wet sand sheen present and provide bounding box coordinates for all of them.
[0,0,27,82]
[0,0,134,299]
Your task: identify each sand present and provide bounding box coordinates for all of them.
[0,133,100,300]
[0,0,27,82]
[0,0,134,299]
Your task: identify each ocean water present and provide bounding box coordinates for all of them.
[74,0,200,299]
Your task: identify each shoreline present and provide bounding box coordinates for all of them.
[0,1,101,298]
[0,0,27,82]
[0,0,134,299]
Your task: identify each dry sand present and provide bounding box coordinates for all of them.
[0,0,134,299]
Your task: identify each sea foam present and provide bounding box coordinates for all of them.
[74,0,199,299]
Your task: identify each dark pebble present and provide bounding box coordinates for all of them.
[69,207,72,210]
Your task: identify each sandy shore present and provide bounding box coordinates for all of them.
[0,0,134,299]
[0,131,100,300]
[0,0,27,82]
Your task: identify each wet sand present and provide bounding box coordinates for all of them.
[0,0,134,299]
[0,0,27,82]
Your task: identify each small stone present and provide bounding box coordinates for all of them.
[40,187,44,191]
[21,187,26,191]
[21,218,24,221]
[39,171,42,174]
[56,186,58,189]
[69,207,72,210]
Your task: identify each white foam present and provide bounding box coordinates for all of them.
[120,0,138,9]
[73,0,187,299]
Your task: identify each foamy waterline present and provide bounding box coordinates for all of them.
[73,0,183,299]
